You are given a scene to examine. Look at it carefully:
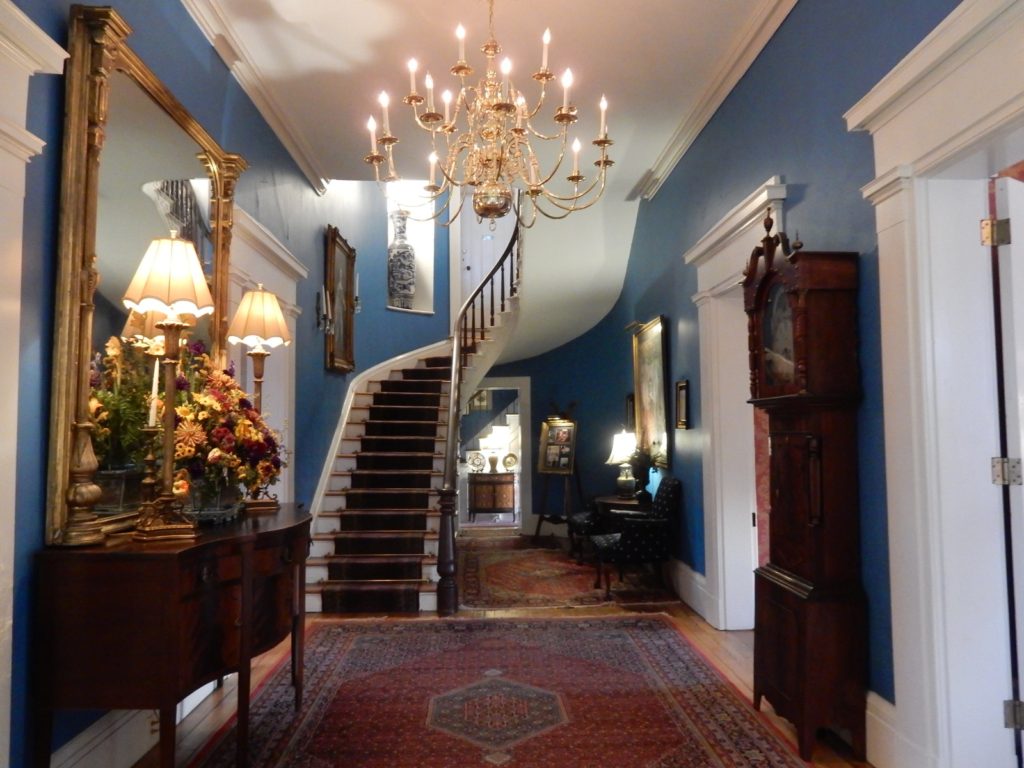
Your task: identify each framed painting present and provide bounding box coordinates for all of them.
[537,416,577,475]
[632,315,669,467]
[675,379,689,429]
[325,224,355,372]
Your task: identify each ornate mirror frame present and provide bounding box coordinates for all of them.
[46,6,247,546]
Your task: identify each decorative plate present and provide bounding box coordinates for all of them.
[502,452,518,471]
[467,452,486,472]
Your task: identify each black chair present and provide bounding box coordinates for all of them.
[589,476,681,598]
[566,497,599,561]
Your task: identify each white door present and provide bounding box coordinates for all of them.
[996,176,1024,757]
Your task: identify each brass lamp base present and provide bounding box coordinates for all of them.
[133,497,197,541]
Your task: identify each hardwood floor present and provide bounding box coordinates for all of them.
[135,559,872,766]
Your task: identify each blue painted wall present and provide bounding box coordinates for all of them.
[497,0,960,703]
[12,2,449,764]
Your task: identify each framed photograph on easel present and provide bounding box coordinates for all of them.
[537,416,576,475]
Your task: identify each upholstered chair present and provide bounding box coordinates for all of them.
[566,498,599,562]
[589,476,681,598]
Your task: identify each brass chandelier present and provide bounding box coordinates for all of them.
[364,0,612,227]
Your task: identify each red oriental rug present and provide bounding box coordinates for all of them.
[459,545,677,608]
[192,616,805,768]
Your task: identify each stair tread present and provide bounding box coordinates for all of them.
[336,452,442,458]
[311,554,437,563]
[307,581,437,593]
[334,469,442,476]
[318,579,433,589]
[319,508,440,516]
[313,531,439,540]
[328,487,440,495]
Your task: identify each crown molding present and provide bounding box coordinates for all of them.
[0,0,67,76]
[635,0,797,201]
[845,0,1021,134]
[683,175,786,266]
[233,206,309,282]
[0,114,45,163]
[181,0,330,195]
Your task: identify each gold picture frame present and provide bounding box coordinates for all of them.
[676,379,689,429]
[632,315,669,468]
[537,416,577,475]
[325,225,356,372]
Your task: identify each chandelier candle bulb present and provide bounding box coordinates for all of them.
[378,91,390,134]
[561,68,573,108]
[541,28,550,70]
[407,59,418,95]
[425,73,435,111]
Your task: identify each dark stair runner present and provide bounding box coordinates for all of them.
[318,356,450,614]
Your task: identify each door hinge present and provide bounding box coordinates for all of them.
[1006,700,1024,729]
[992,457,1023,486]
[981,218,1011,246]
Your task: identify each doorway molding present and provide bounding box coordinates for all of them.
[684,176,787,630]
[846,1,1024,765]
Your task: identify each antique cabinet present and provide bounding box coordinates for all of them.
[34,505,311,768]
[743,213,866,760]
[468,472,517,521]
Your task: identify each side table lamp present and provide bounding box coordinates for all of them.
[122,230,214,541]
[607,430,637,498]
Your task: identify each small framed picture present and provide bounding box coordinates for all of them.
[537,416,577,475]
[675,379,689,430]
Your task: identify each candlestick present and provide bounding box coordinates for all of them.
[367,116,377,152]
[561,69,573,108]
[542,28,550,70]
[148,354,159,427]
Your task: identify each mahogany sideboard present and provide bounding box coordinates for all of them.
[34,504,311,768]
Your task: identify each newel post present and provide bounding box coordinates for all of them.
[437,487,458,615]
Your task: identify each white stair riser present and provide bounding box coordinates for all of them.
[310,539,334,558]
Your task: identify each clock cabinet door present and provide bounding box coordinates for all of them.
[768,430,820,581]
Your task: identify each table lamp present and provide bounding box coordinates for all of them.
[227,283,291,413]
[607,430,637,498]
[122,230,214,540]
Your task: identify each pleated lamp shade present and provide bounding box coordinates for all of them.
[227,284,291,351]
[606,430,637,465]
[122,231,214,319]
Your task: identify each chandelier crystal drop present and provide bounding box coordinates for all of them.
[363,0,613,228]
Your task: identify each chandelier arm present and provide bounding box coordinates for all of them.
[524,119,565,142]
[524,85,549,121]
[539,175,608,213]
[531,196,577,220]
[512,194,539,229]
[541,170,604,204]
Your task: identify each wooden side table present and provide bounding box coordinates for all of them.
[593,494,652,532]
[468,472,516,521]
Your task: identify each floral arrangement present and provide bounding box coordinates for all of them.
[89,333,284,510]
[89,336,155,470]
[172,346,284,508]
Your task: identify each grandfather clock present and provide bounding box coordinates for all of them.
[743,211,866,760]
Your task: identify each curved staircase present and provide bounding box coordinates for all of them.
[307,225,521,615]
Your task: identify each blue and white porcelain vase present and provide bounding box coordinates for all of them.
[387,209,416,309]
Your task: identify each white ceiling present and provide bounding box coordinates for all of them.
[182,0,795,361]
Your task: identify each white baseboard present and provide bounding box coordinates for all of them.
[50,681,219,768]
[666,558,714,618]
[51,710,156,768]
[865,692,935,768]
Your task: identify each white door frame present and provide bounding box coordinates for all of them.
[682,177,787,629]
[846,1,1024,765]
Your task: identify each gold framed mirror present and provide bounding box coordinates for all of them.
[46,6,247,545]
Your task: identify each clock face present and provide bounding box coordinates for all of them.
[762,281,795,387]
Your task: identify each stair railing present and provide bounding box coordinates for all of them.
[436,225,520,615]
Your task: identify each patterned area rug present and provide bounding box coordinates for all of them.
[192,616,804,768]
[459,545,677,608]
